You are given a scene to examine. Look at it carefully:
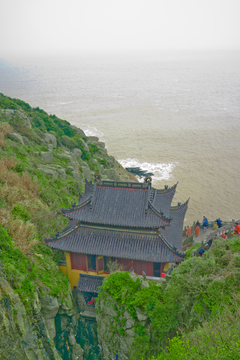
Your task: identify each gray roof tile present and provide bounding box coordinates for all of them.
[77,274,104,293]
[62,181,173,228]
[45,224,185,262]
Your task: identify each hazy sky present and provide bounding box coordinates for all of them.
[1,0,240,55]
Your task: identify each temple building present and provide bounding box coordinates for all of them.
[45,176,188,294]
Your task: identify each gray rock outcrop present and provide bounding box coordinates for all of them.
[92,141,105,149]
[102,169,121,181]
[40,294,59,319]
[44,133,57,149]
[72,171,83,185]
[70,125,86,138]
[88,136,99,142]
[38,165,59,179]
[8,132,25,145]
[0,275,61,359]
[73,148,82,159]
[41,150,53,163]
[0,109,31,128]
[82,166,92,180]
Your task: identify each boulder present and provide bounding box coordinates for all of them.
[32,291,41,314]
[141,280,149,288]
[102,169,121,181]
[70,125,86,137]
[129,272,138,282]
[70,159,79,172]
[88,136,99,142]
[72,343,83,360]
[82,166,91,180]
[58,285,74,316]
[46,318,56,340]
[72,171,82,183]
[41,150,53,163]
[68,328,76,346]
[8,132,24,145]
[135,308,148,322]
[73,148,82,159]
[40,294,59,319]
[108,155,117,167]
[101,148,107,156]
[58,152,73,161]
[38,165,59,179]
[22,136,29,145]
[57,168,67,179]
[0,109,31,128]
[60,315,69,332]
[44,133,57,148]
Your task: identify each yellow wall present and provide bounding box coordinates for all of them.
[58,253,169,288]
[164,262,170,271]
[58,265,68,275]
[58,252,109,289]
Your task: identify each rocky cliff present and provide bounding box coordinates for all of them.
[0,93,137,359]
[0,265,83,360]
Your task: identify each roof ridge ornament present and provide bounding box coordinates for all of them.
[144,176,152,188]
[94,173,101,184]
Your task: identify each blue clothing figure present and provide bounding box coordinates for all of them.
[202,216,208,233]
[215,218,222,228]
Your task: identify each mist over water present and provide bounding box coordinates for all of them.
[1,50,240,224]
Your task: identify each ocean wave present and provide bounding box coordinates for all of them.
[83,126,105,141]
[117,158,178,182]
[57,101,73,105]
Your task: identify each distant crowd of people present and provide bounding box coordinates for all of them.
[185,217,240,239]
[185,217,240,258]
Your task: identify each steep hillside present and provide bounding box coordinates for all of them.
[0,93,136,359]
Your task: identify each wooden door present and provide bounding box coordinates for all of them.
[96,256,104,274]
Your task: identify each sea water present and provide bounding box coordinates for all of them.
[0,50,240,224]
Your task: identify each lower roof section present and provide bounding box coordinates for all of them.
[45,223,184,262]
[77,274,104,293]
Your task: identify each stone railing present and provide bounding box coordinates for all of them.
[205,219,238,243]
[192,219,239,257]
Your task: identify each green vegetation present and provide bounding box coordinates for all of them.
[0,93,130,318]
[97,236,240,359]
[0,225,69,313]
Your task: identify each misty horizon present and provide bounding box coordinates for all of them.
[1,0,240,57]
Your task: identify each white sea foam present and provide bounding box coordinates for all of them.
[57,101,73,105]
[83,126,105,141]
[118,158,178,183]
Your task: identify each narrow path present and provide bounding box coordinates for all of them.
[193,227,213,243]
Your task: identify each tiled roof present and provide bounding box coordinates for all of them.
[151,184,178,218]
[61,180,173,228]
[77,274,104,293]
[45,224,185,262]
[163,200,189,249]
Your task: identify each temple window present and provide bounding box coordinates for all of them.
[87,255,97,271]
[70,253,86,271]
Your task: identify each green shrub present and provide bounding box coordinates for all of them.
[12,204,31,222]
[0,225,68,313]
